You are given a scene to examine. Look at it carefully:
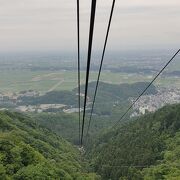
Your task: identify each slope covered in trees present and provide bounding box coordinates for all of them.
[31,111,118,145]
[18,81,157,108]
[87,104,180,180]
[78,81,157,103]
[0,96,179,179]
[0,111,99,179]
[27,82,157,139]
[18,91,81,106]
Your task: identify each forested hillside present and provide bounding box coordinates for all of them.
[0,111,99,179]
[27,82,157,141]
[18,82,157,108]
[31,112,116,144]
[78,81,157,103]
[87,104,180,180]
[1,85,178,180]
[79,81,157,116]
[18,91,81,106]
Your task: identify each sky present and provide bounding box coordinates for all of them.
[0,0,180,53]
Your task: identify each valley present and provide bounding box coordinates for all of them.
[0,52,180,179]
[0,52,180,94]
[0,0,180,178]
[0,100,179,179]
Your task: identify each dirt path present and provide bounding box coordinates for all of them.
[47,79,64,92]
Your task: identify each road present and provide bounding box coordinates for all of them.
[47,79,64,92]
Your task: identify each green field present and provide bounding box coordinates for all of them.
[0,69,179,93]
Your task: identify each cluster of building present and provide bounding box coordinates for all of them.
[131,88,180,117]
[0,90,84,114]
[0,90,39,104]
[15,105,84,114]
[16,104,67,113]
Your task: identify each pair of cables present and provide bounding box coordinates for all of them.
[77,0,116,146]
[76,0,180,146]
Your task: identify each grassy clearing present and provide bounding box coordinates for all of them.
[0,69,179,93]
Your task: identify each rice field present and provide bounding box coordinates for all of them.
[0,69,179,93]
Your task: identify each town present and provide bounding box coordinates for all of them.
[0,90,81,114]
[1,87,180,116]
[131,87,180,117]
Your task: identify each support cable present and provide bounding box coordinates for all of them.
[81,0,97,146]
[86,0,116,138]
[76,0,81,145]
[111,49,180,129]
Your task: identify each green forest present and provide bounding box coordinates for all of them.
[87,104,180,179]
[18,81,157,106]
[0,111,99,179]
[0,0,179,178]
[0,96,180,179]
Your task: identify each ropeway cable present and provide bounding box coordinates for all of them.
[76,0,81,145]
[86,0,116,138]
[81,0,97,146]
[111,49,180,129]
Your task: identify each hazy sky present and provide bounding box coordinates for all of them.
[0,0,180,52]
